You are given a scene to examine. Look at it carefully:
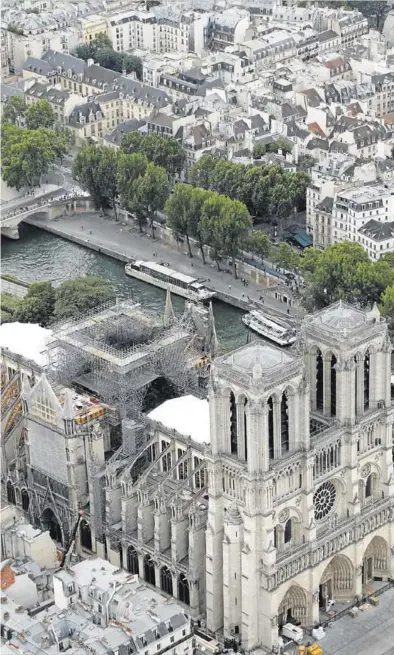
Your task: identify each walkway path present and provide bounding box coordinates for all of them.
[25,213,304,320]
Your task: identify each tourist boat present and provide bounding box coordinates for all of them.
[242,310,297,346]
[125,259,215,302]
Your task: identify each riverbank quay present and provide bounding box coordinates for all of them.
[23,213,304,322]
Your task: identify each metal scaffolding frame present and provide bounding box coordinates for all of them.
[46,298,212,420]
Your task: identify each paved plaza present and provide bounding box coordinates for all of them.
[312,588,394,655]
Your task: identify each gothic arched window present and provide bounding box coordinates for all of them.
[364,351,370,410]
[144,555,156,586]
[230,391,237,455]
[316,349,324,410]
[178,573,190,605]
[21,489,29,512]
[244,397,248,462]
[268,396,274,459]
[365,474,372,499]
[331,355,337,417]
[160,566,173,595]
[80,519,92,551]
[7,481,16,505]
[284,519,292,544]
[280,393,289,453]
[127,546,139,575]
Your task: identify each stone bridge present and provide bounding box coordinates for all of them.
[1,190,93,239]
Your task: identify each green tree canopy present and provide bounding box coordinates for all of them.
[188,155,309,219]
[54,276,114,320]
[252,143,266,159]
[272,242,300,271]
[165,183,195,256]
[379,284,394,335]
[120,132,185,177]
[301,241,394,310]
[131,163,170,235]
[25,99,55,130]
[72,145,119,216]
[248,231,271,259]
[117,152,148,207]
[13,282,56,326]
[3,96,26,124]
[2,126,59,189]
[74,34,142,79]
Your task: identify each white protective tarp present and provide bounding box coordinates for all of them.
[148,394,210,443]
[0,322,52,366]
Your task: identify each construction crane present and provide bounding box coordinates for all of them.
[60,510,84,569]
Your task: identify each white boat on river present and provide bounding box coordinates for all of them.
[242,310,296,346]
[125,259,215,302]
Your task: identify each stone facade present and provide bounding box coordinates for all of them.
[205,300,394,651]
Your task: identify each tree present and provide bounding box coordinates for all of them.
[122,54,142,79]
[188,154,218,189]
[25,100,55,130]
[297,154,315,173]
[74,34,142,80]
[348,0,387,29]
[379,284,394,335]
[382,252,394,269]
[54,276,114,320]
[248,231,271,260]
[131,163,170,236]
[220,198,252,276]
[120,131,143,155]
[267,138,293,156]
[301,241,394,311]
[200,193,227,270]
[3,96,26,125]
[165,183,195,256]
[72,145,119,216]
[252,143,266,159]
[299,246,322,274]
[117,152,148,209]
[188,187,211,264]
[272,242,300,272]
[2,127,58,189]
[199,194,252,273]
[120,132,185,177]
[13,282,56,326]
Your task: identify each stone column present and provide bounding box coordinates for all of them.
[336,358,355,425]
[306,352,317,410]
[247,400,264,474]
[223,504,243,637]
[236,400,246,462]
[323,354,332,417]
[261,400,270,473]
[171,508,189,563]
[206,494,224,634]
[154,499,171,553]
[287,388,298,453]
[273,398,281,459]
[356,359,364,417]
[138,488,154,545]
[211,387,230,455]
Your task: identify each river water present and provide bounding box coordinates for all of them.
[1,223,248,353]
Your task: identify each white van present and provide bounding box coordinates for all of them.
[281,623,304,644]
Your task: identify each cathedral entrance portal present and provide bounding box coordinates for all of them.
[41,507,63,545]
[277,585,307,628]
[319,555,354,607]
[362,536,388,586]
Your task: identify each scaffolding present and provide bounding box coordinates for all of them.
[46,298,212,420]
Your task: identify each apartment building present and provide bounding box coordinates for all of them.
[22,49,172,143]
[107,7,208,56]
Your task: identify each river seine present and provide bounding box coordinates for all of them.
[1,223,248,353]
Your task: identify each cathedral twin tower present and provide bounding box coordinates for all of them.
[205,301,394,651]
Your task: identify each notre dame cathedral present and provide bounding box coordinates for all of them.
[2,299,393,652]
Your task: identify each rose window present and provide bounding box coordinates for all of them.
[313,481,336,521]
